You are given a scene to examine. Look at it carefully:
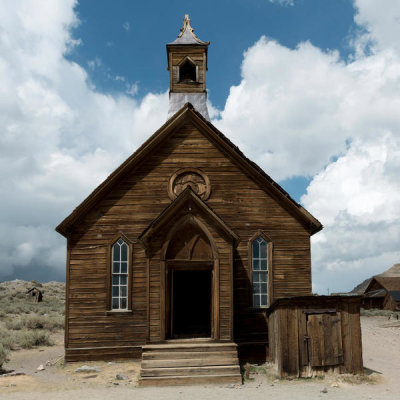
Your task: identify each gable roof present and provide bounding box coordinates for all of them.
[364,276,400,294]
[56,103,323,237]
[138,187,240,247]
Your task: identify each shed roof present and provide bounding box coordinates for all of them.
[168,14,209,46]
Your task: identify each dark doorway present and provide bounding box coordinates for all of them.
[171,269,211,338]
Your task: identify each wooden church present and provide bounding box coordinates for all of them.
[56,15,325,385]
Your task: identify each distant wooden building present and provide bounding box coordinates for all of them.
[363,276,400,311]
[56,15,328,385]
[26,287,43,303]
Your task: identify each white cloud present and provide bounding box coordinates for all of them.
[0,0,168,280]
[214,37,400,182]
[212,0,400,292]
[123,21,130,32]
[302,134,400,292]
[353,0,400,54]
[269,0,294,6]
[87,57,102,70]
[126,82,139,96]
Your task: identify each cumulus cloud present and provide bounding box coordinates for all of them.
[0,0,168,280]
[302,135,400,292]
[212,0,400,292]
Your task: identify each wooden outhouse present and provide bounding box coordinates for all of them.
[56,15,325,385]
[267,296,363,378]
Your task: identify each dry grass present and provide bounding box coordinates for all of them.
[361,308,400,318]
[0,280,65,370]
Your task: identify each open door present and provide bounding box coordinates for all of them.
[170,269,212,338]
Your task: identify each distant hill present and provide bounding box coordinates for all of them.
[351,263,400,293]
[351,277,372,294]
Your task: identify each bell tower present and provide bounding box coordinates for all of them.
[167,15,210,120]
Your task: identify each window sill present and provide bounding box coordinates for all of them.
[106,309,132,315]
[249,306,269,312]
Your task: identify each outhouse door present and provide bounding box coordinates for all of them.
[306,312,344,367]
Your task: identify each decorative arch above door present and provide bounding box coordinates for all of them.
[165,221,213,261]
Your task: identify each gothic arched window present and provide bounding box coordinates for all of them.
[111,238,129,310]
[252,236,268,307]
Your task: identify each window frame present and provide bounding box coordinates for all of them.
[107,233,133,313]
[176,56,199,84]
[249,231,273,308]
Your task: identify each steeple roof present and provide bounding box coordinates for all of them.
[168,15,209,46]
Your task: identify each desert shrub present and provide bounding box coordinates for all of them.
[361,308,400,318]
[43,315,64,331]
[5,318,25,330]
[18,330,53,349]
[24,315,45,329]
[5,314,64,332]
[0,328,17,351]
[0,343,9,371]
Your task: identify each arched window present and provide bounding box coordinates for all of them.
[179,59,197,83]
[111,238,129,310]
[252,236,268,307]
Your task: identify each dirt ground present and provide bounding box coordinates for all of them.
[1,316,399,400]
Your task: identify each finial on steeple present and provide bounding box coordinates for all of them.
[169,14,210,46]
[178,15,193,37]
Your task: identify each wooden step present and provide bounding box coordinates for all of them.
[139,341,241,386]
[142,357,238,369]
[141,365,240,377]
[139,373,242,387]
[142,350,238,360]
[142,343,237,352]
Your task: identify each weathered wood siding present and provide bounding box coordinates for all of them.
[66,119,312,360]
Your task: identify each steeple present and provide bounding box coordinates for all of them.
[167,15,210,120]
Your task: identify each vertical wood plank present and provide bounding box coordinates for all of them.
[340,302,352,373]
[65,239,71,348]
[349,302,363,373]
[298,310,308,370]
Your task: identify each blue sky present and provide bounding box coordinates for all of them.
[66,0,357,202]
[1,0,400,294]
[69,0,356,109]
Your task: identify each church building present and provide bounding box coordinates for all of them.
[56,15,325,385]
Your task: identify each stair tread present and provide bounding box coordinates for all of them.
[142,358,238,367]
[141,364,239,371]
[143,351,237,359]
[143,342,237,350]
[140,373,242,379]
